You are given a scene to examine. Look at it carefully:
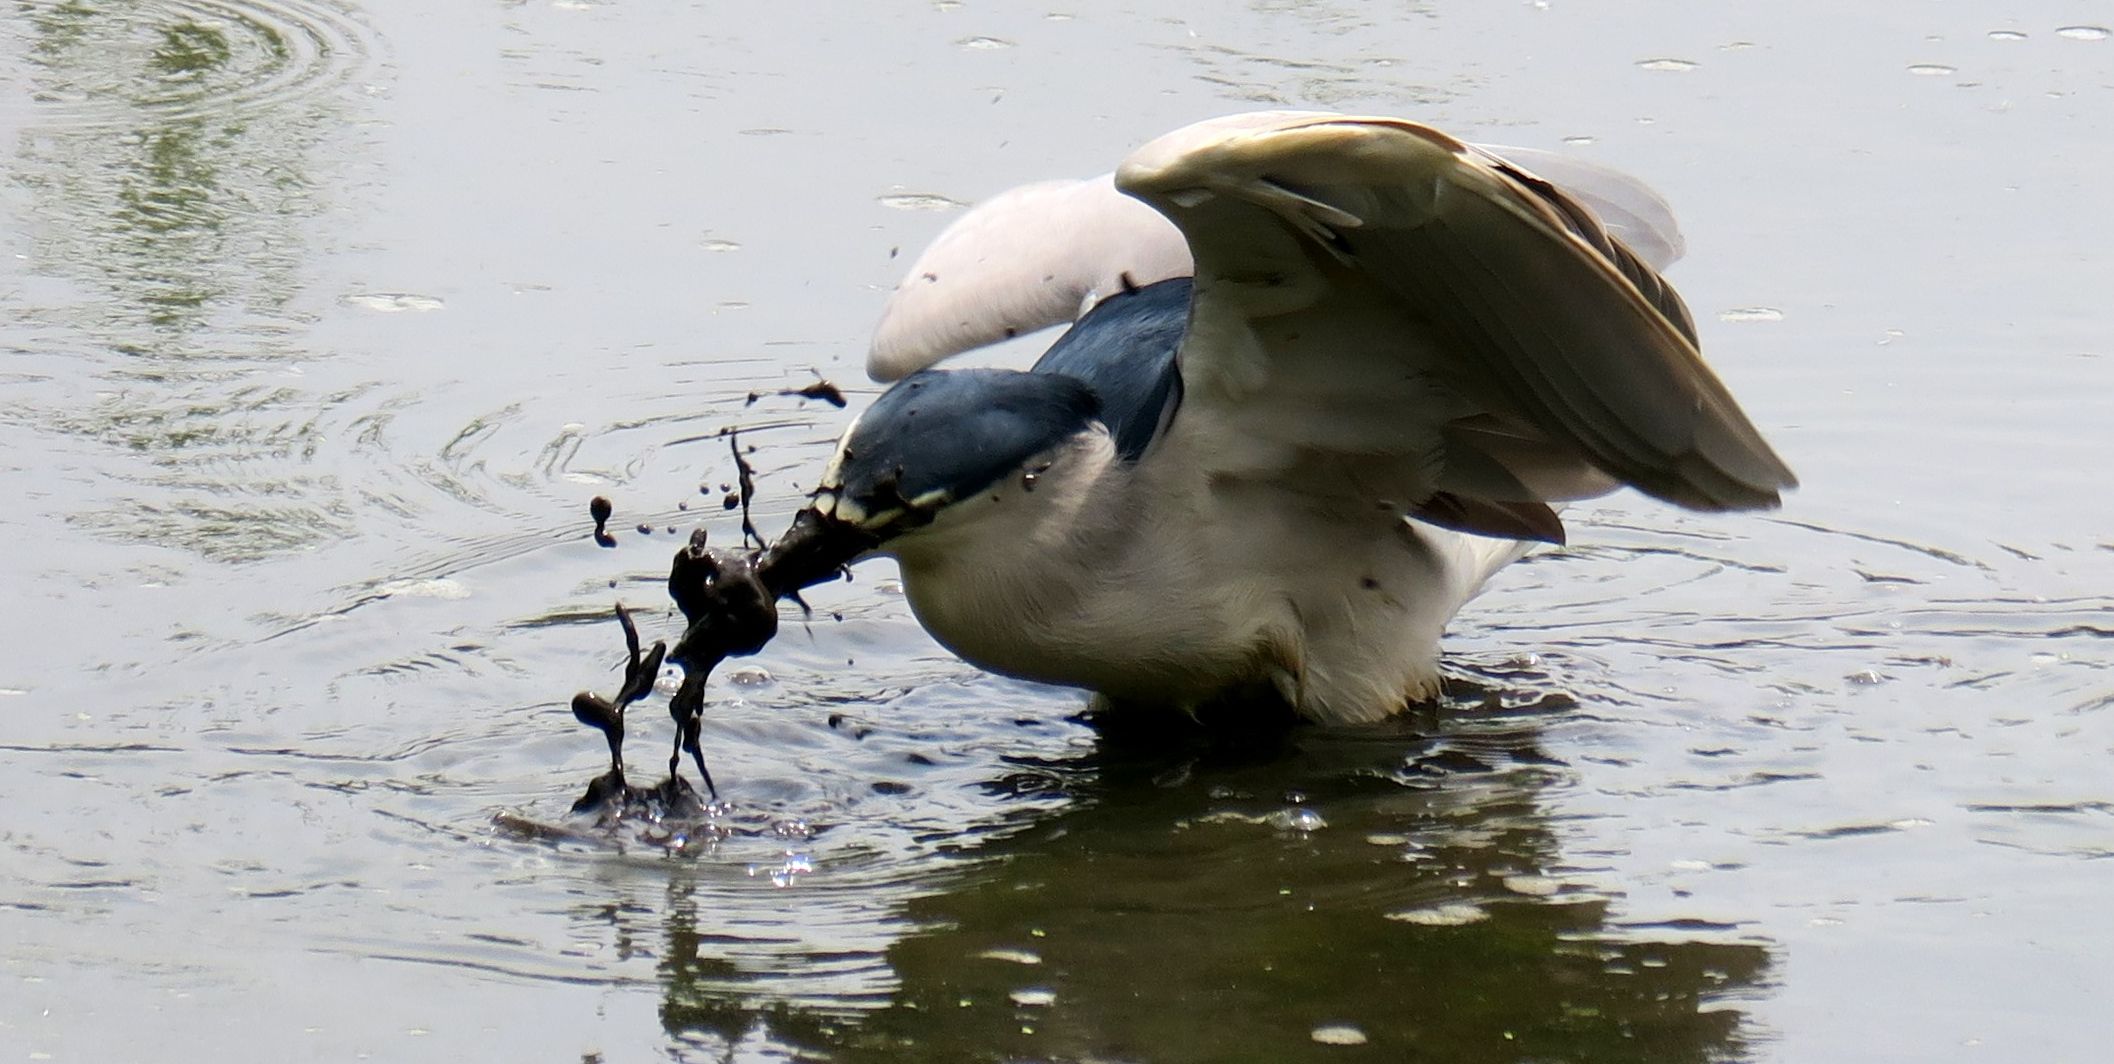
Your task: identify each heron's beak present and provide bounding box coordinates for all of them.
[754,505,884,598]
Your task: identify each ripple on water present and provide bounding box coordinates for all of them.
[877,192,968,212]
[11,0,378,130]
[1718,307,1784,323]
[341,292,446,313]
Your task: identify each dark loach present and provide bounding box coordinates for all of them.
[566,399,870,820]
[567,517,870,819]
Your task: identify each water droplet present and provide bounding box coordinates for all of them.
[1386,902,1487,926]
[1009,988,1057,1007]
[1561,134,1596,146]
[957,35,1015,50]
[1846,668,1888,686]
[699,238,741,252]
[1986,30,2028,42]
[1044,13,1074,21]
[1364,832,1411,846]
[1636,57,1698,72]
[1907,63,1957,76]
[2055,25,2109,41]
[1311,1024,1368,1046]
[1718,306,1784,323]
[878,192,966,212]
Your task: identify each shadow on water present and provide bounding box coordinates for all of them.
[575,686,1772,1062]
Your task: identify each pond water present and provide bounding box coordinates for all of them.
[3,1,2110,1061]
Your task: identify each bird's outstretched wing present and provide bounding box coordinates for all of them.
[867,111,1692,383]
[1116,113,1795,526]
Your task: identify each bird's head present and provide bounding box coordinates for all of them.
[755,367,1107,594]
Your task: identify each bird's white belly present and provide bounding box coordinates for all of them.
[889,482,1523,723]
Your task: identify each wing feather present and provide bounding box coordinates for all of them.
[1474,144,1688,271]
[1115,114,1796,517]
[865,112,1698,386]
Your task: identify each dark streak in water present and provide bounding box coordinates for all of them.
[663,418,815,449]
[1766,518,1994,571]
[345,950,654,990]
[0,742,183,755]
[1613,918,1752,935]
[1791,822,1906,841]
[1666,771,1824,792]
[1964,801,2112,815]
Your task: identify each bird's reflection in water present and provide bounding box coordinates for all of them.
[593,679,1771,1062]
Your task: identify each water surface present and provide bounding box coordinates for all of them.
[3,1,2110,1061]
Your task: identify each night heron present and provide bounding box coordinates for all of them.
[760,111,1796,724]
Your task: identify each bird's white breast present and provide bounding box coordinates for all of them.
[880,428,1529,723]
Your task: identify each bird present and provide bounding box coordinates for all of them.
[755,111,1796,725]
